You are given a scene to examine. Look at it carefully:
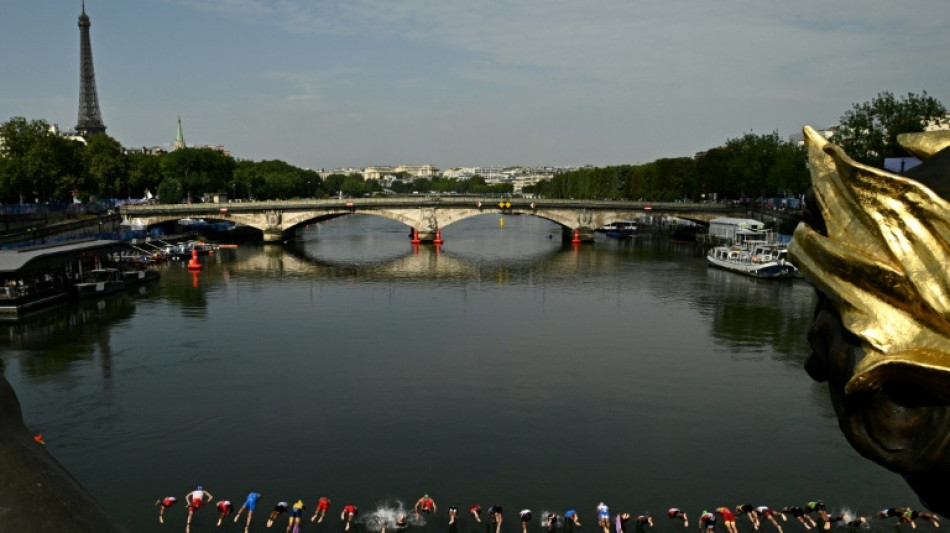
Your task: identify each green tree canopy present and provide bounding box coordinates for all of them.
[832,90,947,167]
[83,134,129,200]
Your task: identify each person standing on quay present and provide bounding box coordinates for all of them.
[233,491,262,531]
[185,485,214,533]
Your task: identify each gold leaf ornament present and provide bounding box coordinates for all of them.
[789,126,950,400]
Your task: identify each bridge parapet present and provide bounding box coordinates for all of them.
[121,198,741,242]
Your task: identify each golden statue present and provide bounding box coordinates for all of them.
[789,126,950,515]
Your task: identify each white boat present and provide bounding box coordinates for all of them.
[73,268,126,299]
[706,242,799,279]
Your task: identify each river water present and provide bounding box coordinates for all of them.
[1,214,919,532]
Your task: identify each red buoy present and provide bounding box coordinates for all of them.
[571,228,582,244]
[411,229,421,245]
[187,249,203,270]
[433,229,444,245]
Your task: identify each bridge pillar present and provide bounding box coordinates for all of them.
[562,227,594,242]
[263,230,284,242]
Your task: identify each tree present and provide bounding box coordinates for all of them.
[83,134,129,200]
[128,153,163,200]
[832,91,947,167]
[157,178,183,204]
[161,147,235,201]
[0,117,50,202]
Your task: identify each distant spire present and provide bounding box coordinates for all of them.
[174,115,185,149]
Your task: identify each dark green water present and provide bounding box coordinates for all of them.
[1,214,919,532]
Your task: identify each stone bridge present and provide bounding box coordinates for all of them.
[121,197,745,242]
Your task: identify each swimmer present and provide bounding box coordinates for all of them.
[875,509,911,520]
[636,513,653,533]
[736,505,760,530]
[548,513,561,532]
[898,510,941,529]
[287,500,305,533]
[716,507,739,533]
[156,496,177,524]
[416,495,437,518]
[449,506,459,526]
[699,511,717,533]
[753,507,786,533]
[598,503,611,533]
[234,491,262,531]
[669,509,689,528]
[217,500,234,526]
[185,485,214,533]
[565,510,582,528]
[780,507,816,530]
[845,517,867,533]
[805,501,831,531]
[617,513,632,533]
[312,497,331,523]
[342,504,359,532]
[268,502,289,528]
[489,506,504,533]
[471,505,484,523]
[521,509,533,533]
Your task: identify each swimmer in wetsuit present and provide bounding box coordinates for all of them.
[780,507,816,530]
[521,510,533,533]
[669,508,689,528]
[470,505,483,523]
[156,496,177,524]
[342,504,359,532]
[805,501,831,531]
[736,505,760,530]
[449,506,459,526]
[312,497,331,523]
[415,495,437,519]
[898,510,941,529]
[489,506,504,533]
[699,511,717,532]
[753,507,786,533]
[268,502,289,528]
[217,500,234,526]
[548,513,561,532]
[287,500,305,533]
[565,510,582,529]
[717,507,738,533]
[234,491,262,532]
[598,503,611,533]
[636,513,653,533]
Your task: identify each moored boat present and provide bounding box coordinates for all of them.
[73,268,125,298]
[706,242,799,279]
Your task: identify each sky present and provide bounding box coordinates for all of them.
[2,1,949,172]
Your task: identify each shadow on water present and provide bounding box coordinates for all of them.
[0,292,135,379]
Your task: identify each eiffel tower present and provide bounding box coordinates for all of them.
[76,0,106,138]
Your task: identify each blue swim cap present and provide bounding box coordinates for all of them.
[197,485,203,490]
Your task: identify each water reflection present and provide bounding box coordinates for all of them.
[1,292,135,379]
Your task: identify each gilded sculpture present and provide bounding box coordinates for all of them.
[789,126,950,515]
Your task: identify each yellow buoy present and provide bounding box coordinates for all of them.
[499,218,505,228]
